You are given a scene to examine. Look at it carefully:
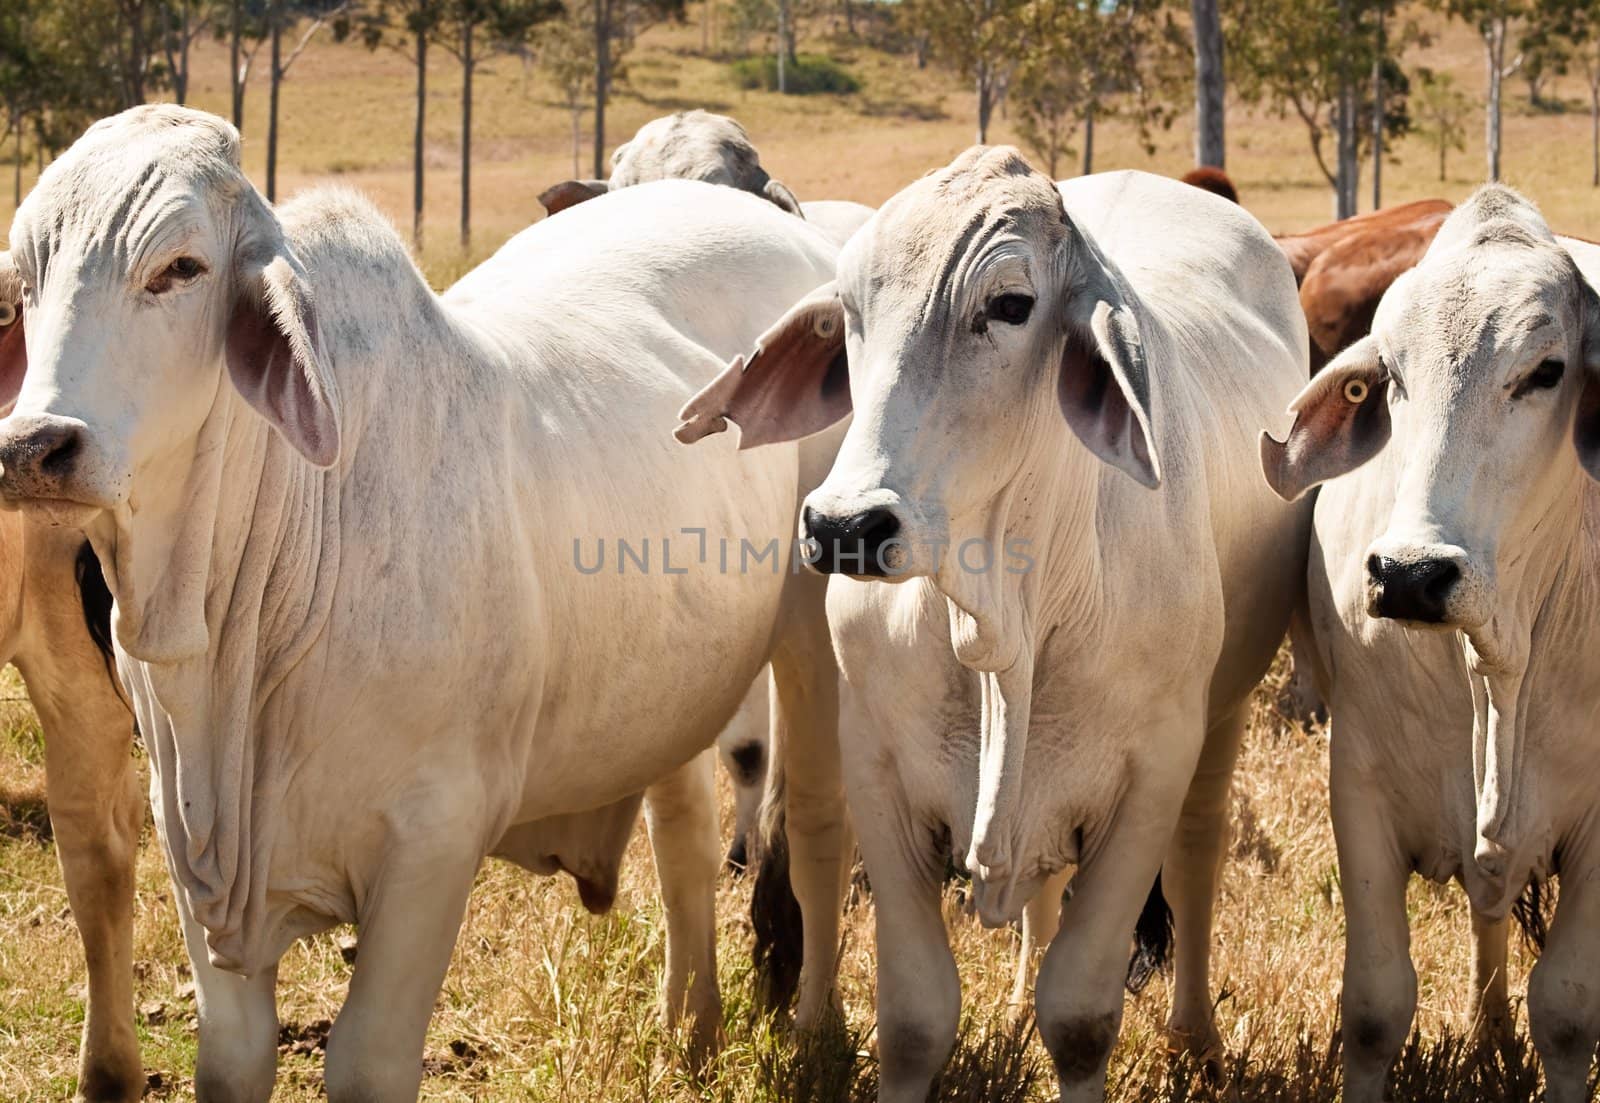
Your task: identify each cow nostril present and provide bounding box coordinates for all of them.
[39,429,81,478]
[853,507,900,545]
[1421,560,1460,603]
[1366,554,1385,583]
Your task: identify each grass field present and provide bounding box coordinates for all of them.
[0,5,1597,1100]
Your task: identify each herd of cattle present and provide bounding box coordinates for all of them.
[0,102,1597,1103]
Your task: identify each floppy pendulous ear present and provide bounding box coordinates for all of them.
[675,281,849,449]
[226,241,340,468]
[1260,335,1390,501]
[1574,273,1600,481]
[0,253,25,414]
[762,178,804,217]
[539,179,610,216]
[1057,236,1162,489]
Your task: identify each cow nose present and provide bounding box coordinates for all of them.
[802,505,902,576]
[0,415,86,499]
[1366,554,1460,623]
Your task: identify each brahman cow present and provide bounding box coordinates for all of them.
[677,147,1311,1102]
[0,105,849,1101]
[543,108,871,881]
[1263,185,1600,1103]
[539,110,876,250]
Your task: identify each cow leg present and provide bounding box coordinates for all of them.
[30,674,141,1102]
[178,893,279,1103]
[1035,766,1191,1103]
[643,747,722,1061]
[768,604,848,1029]
[1528,862,1600,1103]
[1333,795,1414,1103]
[323,833,478,1102]
[1162,704,1246,1064]
[1010,868,1070,1017]
[852,786,958,1103]
[1468,912,1512,1047]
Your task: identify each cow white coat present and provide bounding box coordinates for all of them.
[0,105,849,1102]
[1263,185,1600,1103]
[677,147,1311,1102]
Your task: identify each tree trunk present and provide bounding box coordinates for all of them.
[1334,0,1356,218]
[1371,2,1383,210]
[1439,136,1446,182]
[1485,21,1503,183]
[174,3,191,104]
[976,66,991,144]
[777,0,789,93]
[593,0,608,179]
[12,123,20,209]
[415,28,428,246]
[460,24,473,251]
[571,105,581,177]
[1190,0,1224,168]
[230,0,244,128]
[1082,105,1095,175]
[266,5,281,202]
[1592,81,1599,187]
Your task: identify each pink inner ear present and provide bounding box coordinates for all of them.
[0,315,26,411]
[226,291,338,467]
[1057,327,1155,486]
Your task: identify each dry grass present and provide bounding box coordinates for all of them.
[2,6,1599,1099]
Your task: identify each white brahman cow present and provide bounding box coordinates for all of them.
[676,146,1311,1101]
[0,104,849,1102]
[1262,185,1600,1103]
[539,110,875,251]
[542,108,871,874]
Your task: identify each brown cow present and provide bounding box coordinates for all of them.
[0,279,142,1101]
[1179,166,1239,204]
[1297,204,1452,370]
[1273,198,1453,287]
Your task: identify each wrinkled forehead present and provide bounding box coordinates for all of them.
[1377,238,1581,375]
[11,110,244,271]
[841,148,1066,305]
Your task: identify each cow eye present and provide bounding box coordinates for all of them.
[147,256,207,294]
[987,293,1035,326]
[1515,358,1565,397]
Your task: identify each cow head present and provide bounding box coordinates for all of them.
[1265,186,1600,642]
[541,110,804,218]
[0,105,338,531]
[679,148,1157,656]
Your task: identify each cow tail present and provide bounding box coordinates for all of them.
[749,694,804,1013]
[1125,872,1174,994]
[74,541,118,690]
[1511,877,1554,953]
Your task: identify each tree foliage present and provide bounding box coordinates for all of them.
[1227,0,1416,209]
[1010,0,1186,178]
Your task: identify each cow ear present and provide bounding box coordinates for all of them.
[676,281,849,448]
[762,179,804,217]
[1260,335,1390,501]
[1574,276,1600,480]
[539,179,610,216]
[0,254,26,415]
[227,249,341,468]
[1058,244,1162,489]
